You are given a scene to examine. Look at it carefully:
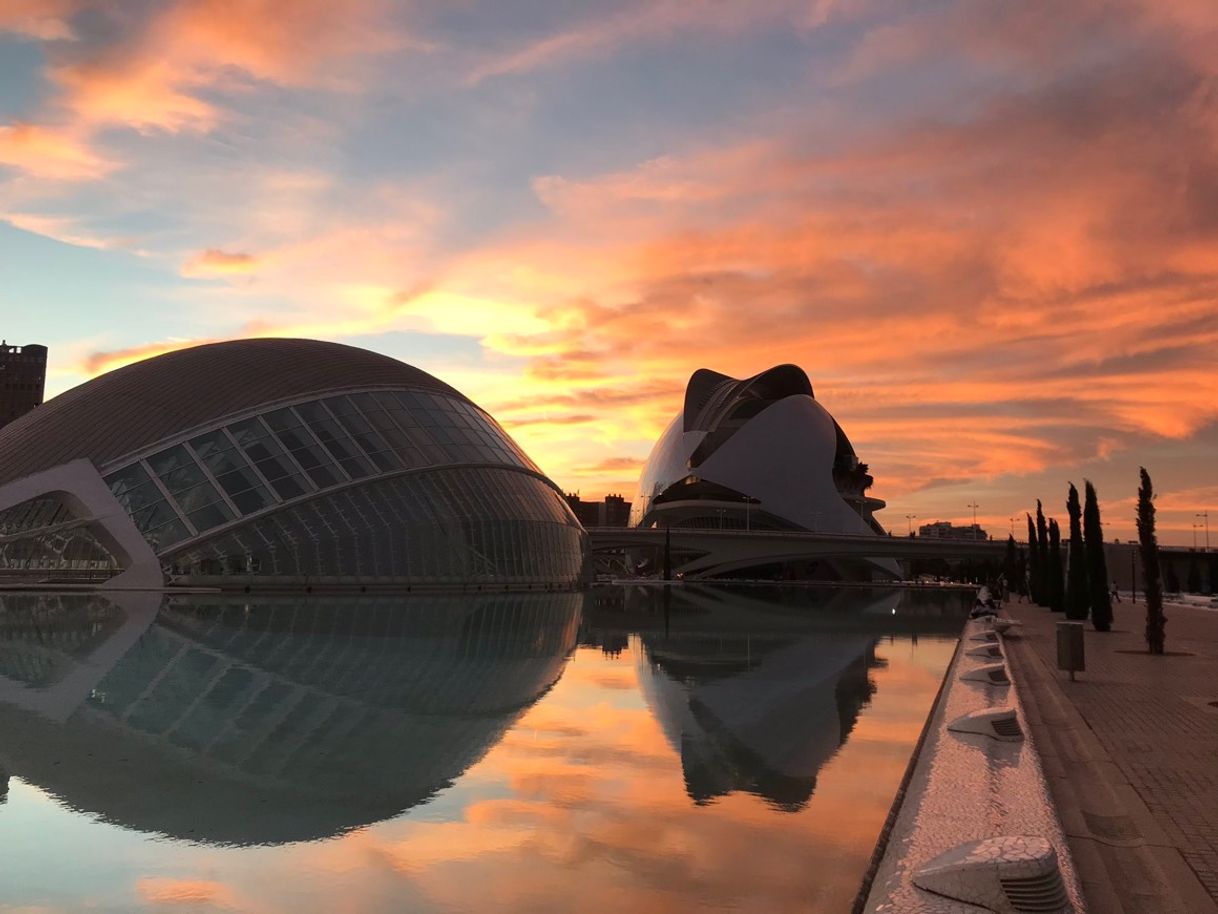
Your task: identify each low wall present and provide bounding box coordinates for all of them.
[862,616,1087,913]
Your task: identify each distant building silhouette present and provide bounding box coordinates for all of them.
[918,520,988,541]
[0,341,46,430]
[564,492,632,527]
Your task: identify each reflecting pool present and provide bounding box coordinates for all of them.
[0,585,968,913]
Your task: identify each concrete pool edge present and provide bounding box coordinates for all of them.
[860,616,1087,913]
[850,634,962,914]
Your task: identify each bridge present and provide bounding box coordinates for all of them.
[585,526,1006,578]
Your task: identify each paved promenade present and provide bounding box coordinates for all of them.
[1005,598,1218,914]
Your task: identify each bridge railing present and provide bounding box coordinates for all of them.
[585,526,1003,544]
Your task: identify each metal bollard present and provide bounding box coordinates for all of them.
[1056,621,1085,681]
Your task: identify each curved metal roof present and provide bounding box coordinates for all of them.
[682,364,814,433]
[0,339,468,487]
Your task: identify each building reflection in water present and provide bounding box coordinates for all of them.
[587,585,961,811]
[0,591,581,846]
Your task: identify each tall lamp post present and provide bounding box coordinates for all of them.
[906,513,917,537]
[1009,516,1017,538]
[1197,511,1210,551]
[1194,522,1200,551]
[967,502,980,540]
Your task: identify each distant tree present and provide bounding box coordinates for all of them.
[1187,556,1202,594]
[1164,560,1180,594]
[1084,481,1112,632]
[1036,501,1050,605]
[1026,514,1039,602]
[1065,483,1089,620]
[1048,518,1065,613]
[1137,467,1165,654]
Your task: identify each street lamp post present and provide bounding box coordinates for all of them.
[1009,516,1017,538]
[906,513,917,537]
[1197,512,1210,551]
[967,502,980,540]
[1193,523,1199,551]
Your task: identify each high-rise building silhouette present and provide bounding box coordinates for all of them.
[0,341,46,430]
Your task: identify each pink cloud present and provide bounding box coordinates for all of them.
[0,123,113,180]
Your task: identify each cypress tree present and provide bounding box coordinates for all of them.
[1187,556,1201,594]
[1026,514,1039,602]
[1048,518,1065,613]
[1065,483,1089,620]
[1137,467,1165,654]
[1083,481,1112,631]
[1036,501,1050,605]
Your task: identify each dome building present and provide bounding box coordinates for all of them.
[0,339,586,590]
[631,364,897,579]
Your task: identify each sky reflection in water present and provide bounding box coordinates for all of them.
[0,586,967,913]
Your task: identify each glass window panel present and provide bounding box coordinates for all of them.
[228,487,270,515]
[389,407,420,428]
[145,446,231,520]
[294,401,375,479]
[114,480,166,517]
[187,503,232,532]
[359,406,418,453]
[173,482,232,517]
[263,407,305,431]
[326,396,401,472]
[188,429,233,462]
[146,445,196,479]
[104,463,148,498]
[129,499,176,531]
[394,391,427,410]
[263,411,344,488]
[227,417,312,499]
[144,517,190,551]
[322,395,363,418]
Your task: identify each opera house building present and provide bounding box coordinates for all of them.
[0,340,586,590]
[631,365,898,578]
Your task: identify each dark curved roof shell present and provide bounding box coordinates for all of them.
[682,364,814,433]
[0,339,468,487]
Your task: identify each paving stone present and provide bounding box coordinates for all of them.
[1007,599,1218,907]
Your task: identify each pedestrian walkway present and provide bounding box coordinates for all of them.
[1005,598,1218,913]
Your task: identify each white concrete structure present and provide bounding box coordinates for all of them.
[631,364,898,578]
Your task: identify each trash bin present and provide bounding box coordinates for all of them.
[1056,621,1085,680]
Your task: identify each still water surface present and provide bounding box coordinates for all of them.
[0,585,967,913]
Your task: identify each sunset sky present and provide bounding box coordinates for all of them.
[2,0,1216,544]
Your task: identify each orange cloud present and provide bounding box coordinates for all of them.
[135,877,237,906]
[182,248,261,277]
[18,0,408,138]
[0,123,113,180]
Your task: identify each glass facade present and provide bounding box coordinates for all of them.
[163,467,585,586]
[94,388,582,587]
[0,494,119,577]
